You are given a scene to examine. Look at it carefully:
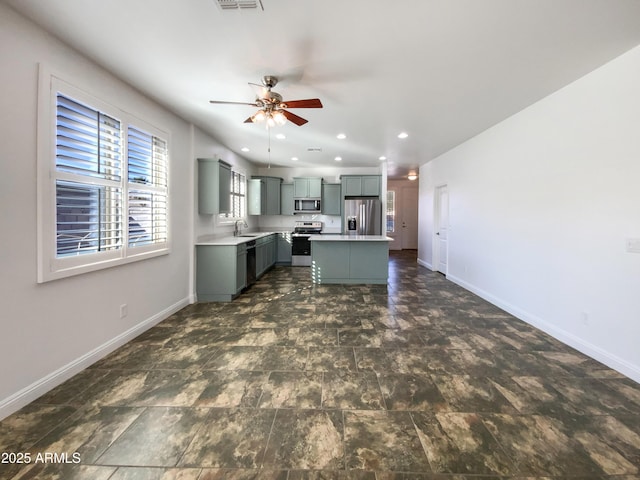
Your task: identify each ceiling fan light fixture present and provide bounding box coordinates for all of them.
[252,110,266,123]
[273,110,287,126]
[408,172,418,181]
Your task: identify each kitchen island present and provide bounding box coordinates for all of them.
[309,235,392,284]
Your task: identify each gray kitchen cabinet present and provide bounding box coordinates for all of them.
[293,177,322,198]
[280,183,294,215]
[249,176,282,215]
[322,183,341,215]
[198,158,232,214]
[341,175,381,197]
[276,232,292,264]
[256,234,277,277]
[196,243,246,302]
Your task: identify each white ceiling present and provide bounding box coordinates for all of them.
[6,0,640,178]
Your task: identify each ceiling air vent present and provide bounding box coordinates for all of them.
[216,0,264,10]
[307,147,322,152]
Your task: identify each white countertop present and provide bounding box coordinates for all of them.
[196,231,281,246]
[309,234,393,242]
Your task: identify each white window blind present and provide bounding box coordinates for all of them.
[127,127,168,247]
[39,72,171,282]
[55,94,123,257]
[220,169,246,220]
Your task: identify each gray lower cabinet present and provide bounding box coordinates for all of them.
[276,232,292,264]
[196,243,246,302]
[322,183,341,215]
[198,158,231,214]
[256,234,277,277]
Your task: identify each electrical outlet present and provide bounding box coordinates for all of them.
[626,238,640,253]
[581,311,589,326]
[120,304,128,319]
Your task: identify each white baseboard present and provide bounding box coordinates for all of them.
[447,274,640,384]
[0,296,190,421]
[417,257,433,270]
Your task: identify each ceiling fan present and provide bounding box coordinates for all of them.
[209,75,322,126]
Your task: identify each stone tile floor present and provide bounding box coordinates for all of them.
[1,250,639,479]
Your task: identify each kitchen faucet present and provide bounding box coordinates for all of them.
[233,220,248,236]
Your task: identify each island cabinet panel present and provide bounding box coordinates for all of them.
[349,242,389,279]
[198,158,232,214]
[310,237,390,284]
[197,244,246,302]
[312,242,350,280]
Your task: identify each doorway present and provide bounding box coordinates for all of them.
[434,185,449,274]
[387,181,419,250]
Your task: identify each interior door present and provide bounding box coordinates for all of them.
[401,186,419,249]
[435,185,449,274]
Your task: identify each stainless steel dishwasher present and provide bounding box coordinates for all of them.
[245,240,257,287]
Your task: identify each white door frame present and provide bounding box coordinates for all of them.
[433,184,449,275]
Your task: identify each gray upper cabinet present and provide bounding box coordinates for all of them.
[341,175,381,197]
[280,183,294,215]
[293,177,322,198]
[322,183,341,215]
[248,176,282,215]
[198,158,231,214]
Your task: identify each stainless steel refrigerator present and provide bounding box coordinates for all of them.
[344,198,382,235]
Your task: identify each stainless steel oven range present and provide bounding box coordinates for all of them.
[291,221,322,266]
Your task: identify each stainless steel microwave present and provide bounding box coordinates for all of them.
[293,199,321,214]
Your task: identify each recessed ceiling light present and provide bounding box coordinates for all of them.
[275,133,286,140]
[337,133,346,139]
[398,132,408,139]
[379,156,387,161]
[291,157,298,161]
[241,147,250,152]
[334,156,342,162]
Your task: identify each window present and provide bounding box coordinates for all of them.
[386,190,396,233]
[219,170,246,221]
[38,72,170,282]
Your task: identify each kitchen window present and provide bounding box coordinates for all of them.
[38,71,170,282]
[219,170,246,222]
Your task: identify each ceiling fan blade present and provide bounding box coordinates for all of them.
[243,116,255,123]
[282,109,308,126]
[209,100,259,106]
[281,99,323,108]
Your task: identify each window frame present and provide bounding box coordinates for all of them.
[37,66,170,283]
[386,190,396,233]
[217,168,247,224]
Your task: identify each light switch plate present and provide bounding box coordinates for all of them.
[626,238,640,253]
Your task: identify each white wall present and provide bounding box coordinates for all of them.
[418,46,640,382]
[0,5,227,418]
